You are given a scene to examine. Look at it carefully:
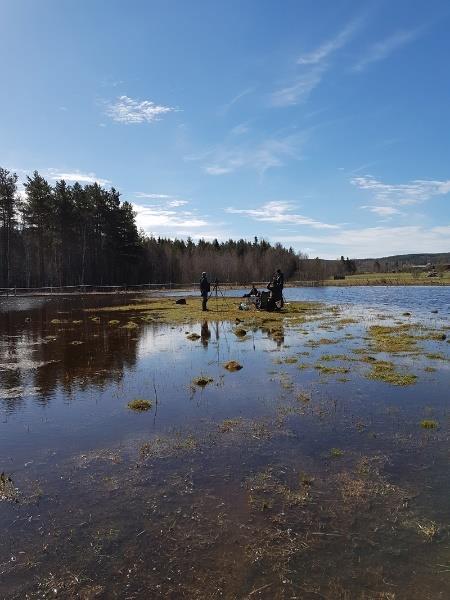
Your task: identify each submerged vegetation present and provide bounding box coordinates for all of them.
[127,399,152,411]
[1,291,449,599]
[192,375,214,387]
[366,360,417,386]
[420,419,439,429]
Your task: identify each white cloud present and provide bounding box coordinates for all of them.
[134,193,188,208]
[352,175,450,206]
[279,225,450,259]
[226,201,339,229]
[202,133,305,176]
[353,29,419,72]
[106,95,176,124]
[167,199,188,207]
[47,169,110,185]
[297,19,360,65]
[133,199,208,234]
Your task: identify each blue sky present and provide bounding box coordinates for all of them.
[1,0,449,259]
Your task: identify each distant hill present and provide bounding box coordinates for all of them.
[355,252,450,272]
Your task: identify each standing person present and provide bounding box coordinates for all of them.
[275,268,284,291]
[268,269,284,309]
[199,271,210,311]
[276,268,285,308]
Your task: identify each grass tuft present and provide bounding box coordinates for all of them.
[223,360,243,371]
[192,375,213,387]
[127,399,152,411]
[420,419,438,429]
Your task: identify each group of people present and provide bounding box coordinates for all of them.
[199,269,284,312]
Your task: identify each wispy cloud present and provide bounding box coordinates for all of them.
[47,169,110,186]
[270,66,326,107]
[218,87,254,115]
[135,192,172,199]
[297,19,361,65]
[353,29,419,72]
[361,205,403,217]
[352,175,450,206]
[225,201,339,229]
[271,18,362,107]
[199,133,306,176]
[279,225,450,259]
[230,122,250,136]
[106,95,177,124]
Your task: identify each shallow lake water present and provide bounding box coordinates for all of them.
[1,289,449,599]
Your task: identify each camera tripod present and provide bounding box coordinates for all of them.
[209,279,227,311]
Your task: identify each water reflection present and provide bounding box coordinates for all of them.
[0,294,449,598]
[200,320,211,348]
[0,297,143,414]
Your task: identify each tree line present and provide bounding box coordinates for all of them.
[0,167,308,288]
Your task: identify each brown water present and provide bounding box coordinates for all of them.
[1,295,449,599]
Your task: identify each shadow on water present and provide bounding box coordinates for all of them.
[0,292,449,598]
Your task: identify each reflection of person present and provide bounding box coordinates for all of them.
[199,272,210,311]
[243,284,260,298]
[200,320,211,348]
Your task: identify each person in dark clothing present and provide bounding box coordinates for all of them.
[243,284,260,298]
[267,269,284,309]
[199,272,210,311]
[275,268,284,290]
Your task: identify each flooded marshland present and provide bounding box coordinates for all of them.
[1,289,449,599]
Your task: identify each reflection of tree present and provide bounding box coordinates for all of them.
[0,302,141,415]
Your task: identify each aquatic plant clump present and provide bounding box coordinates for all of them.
[192,375,214,387]
[234,327,247,337]
[368,324,419,353]
[121,321,138,330]
[0,472,19,503]
[127,399,152,411]
[420,419,438,429]
[330,448,345,458]
[366,360,417,386]
[223,360,243,371]
[186,333,201,340]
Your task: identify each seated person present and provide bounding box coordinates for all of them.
[243,284,260,298]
